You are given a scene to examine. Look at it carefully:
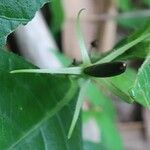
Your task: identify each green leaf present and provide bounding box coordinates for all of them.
[112,29,150,60]
[83,83,123,150]
[68,79,90,139]
[84,141,104,150]
[131,55,150,108]
[117,0,133,11]
[76,9,91,65]
[83,111,123,150]
[96,68,136,103]
[95,23,150,64]
[50,0,64,37]
[91,40,150,62]
[144,0,150,7]
[94,113,123,150]
[118,17,150,29]
[10,67,82,75]
[117,10,150,29]
[114,40,150,60]
[0,0,51,47]
[53,50,72,67]
[86,82,116,120]
[0,49,82,149]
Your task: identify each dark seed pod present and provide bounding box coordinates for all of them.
[83,62,127,77]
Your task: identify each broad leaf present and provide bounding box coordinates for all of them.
[0,0,50,46]
[0,49,82,149]
[131,55,150,108]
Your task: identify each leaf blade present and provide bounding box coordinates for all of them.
[0,0,50,46]
[131,55,150,108]
[0,49,82,150]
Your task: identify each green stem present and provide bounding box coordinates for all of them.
[10,67,82,75]
[68,79,90,139]
[77,9,91,65]
[95,33,150,64]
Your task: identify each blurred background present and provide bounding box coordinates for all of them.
[6,0,150,149]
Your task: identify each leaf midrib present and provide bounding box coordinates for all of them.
[0,15,28,22]
[8,81,77,150]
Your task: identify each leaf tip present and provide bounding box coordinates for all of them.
[10,70,16,74]
[67,131,72,140]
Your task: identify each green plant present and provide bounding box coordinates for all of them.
[117,0,150,29]
[0,1,150,150]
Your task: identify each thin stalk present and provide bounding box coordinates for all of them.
[10,67,82,75]
[95,33,150,64]
[68,79,90,139]
[76,9,91,65]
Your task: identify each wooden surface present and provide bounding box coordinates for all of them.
[118,122,149,150]
[62,0,117,60]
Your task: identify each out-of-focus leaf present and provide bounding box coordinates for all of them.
[117,0,133,11]
[86,82,116,120]
[114,39,150,60]
[49,0,64,37]
[0,0,51,47]
[83,111,123,150]
[0,49,82,150]
[95,23,150,64]
[92,23,150,63]
[53,50,72,67]
[91,41,149,62]
[84,141,104,150]
[83,83,123,150]
[118,17,150,29]
[94,113,123,150]
[117,10,150,29]
[131,54,150,108]
[144,0,150,7]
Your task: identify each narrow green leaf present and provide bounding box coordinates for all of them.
[114,40,150,60]
[92,23,150,62]
[76,9,91,65]
[68,79,90,139]
[10,67,82,75]
[96,23,150,64]
[95,33,150,64]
